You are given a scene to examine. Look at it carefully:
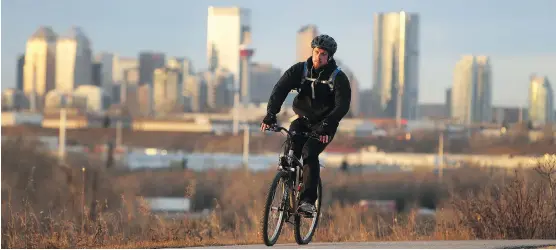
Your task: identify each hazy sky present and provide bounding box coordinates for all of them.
[2,0,555,107]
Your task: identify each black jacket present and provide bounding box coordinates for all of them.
[266,57,351,131]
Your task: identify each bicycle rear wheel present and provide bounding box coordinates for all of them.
[261,171,289,246]
[294,178,322,245]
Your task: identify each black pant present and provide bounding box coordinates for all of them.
[284,117,335,205]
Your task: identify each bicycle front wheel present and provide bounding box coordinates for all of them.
[261,171,289,246]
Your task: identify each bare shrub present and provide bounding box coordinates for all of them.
[452,156,556,239]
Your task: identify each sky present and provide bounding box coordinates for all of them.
[2,0,556,107]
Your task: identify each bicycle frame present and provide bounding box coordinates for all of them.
[267,125,319,215]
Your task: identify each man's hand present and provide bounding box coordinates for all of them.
[260,113,277,132]
[260,123,271,132]
[315,120,333,144]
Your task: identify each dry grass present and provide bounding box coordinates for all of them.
[2,138,555,248]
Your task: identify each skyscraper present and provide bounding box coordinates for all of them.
[206,6,251,89]
[451,55,492,125]
[137,84,153,116]
[167,57,194,77]
[200,69,233,111]
[445,88,452,118]
[183,75,202,112]
[336,59,360,117]
[96,53,115,89]
[23,26,57,111]
[372,11,420,121]
[250,63,282,104]
[153,67,182,115]
[296,25,318,62]
[91,62,102,87]
[528,75,554,125]
[359,89,375,117]
[138,52,165,86]
[168,57,197,112]
[17,54,25,91]
[116,57,139,84]
[55,27,92,93]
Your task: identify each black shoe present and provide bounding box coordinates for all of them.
[298,201,316,217]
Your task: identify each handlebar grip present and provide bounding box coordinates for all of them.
[265,124,280,132]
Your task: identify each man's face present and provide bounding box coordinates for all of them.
[312,47,329,69]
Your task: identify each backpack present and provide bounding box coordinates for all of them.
[295,61,342,94]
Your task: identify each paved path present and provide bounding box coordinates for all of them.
[186,240,556,249]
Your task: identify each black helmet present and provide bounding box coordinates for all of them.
[311,34,337,56]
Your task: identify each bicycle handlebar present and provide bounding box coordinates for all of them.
[266,124,320,140]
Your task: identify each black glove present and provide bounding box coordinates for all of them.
[262,113,277,126]
[315,120,336,136]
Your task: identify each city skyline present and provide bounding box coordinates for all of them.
[2,0,556,108]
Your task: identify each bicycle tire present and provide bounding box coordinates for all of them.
[261,171,289,246]
[294,178,322,245]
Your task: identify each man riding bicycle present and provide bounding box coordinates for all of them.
[260,34,352,215]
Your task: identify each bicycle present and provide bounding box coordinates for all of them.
[260,124,323,246]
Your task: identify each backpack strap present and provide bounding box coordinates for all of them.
[326,67,342,91]
[301,61,309,89]
[303,61,309,79]
[295,61,309,92]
